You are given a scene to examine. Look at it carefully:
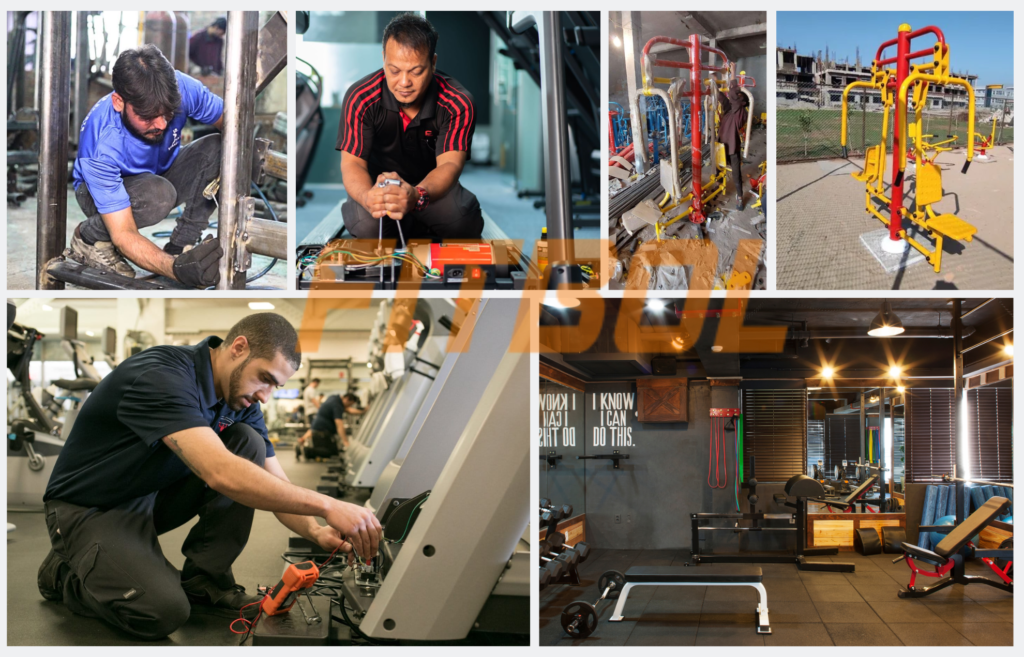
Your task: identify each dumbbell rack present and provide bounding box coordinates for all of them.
[539,501,590,588]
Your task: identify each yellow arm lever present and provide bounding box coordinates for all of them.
[841,81,878,157]
[897,73,974,177]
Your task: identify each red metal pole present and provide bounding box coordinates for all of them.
[887,24,912,242]
[689,32,704,223]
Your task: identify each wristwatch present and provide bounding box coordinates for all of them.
[415,186,429,212]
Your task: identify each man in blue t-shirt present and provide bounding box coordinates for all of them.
[69,44,224,288]
[37,313,383,639]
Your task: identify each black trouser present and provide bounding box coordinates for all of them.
[303,429,339,459]
[76,134,222,250]
[341,181,484,239]
[730,153,744,198]
[43,423,265,640]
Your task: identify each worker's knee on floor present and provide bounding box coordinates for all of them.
[125,592,191,640]
[340,201,381,239]
[219,422,266,466]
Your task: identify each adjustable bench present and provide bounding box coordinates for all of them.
[608,565,770,634]
[812,474,879,513]
[897,496,1013,598]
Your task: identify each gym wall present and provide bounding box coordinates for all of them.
[539,381,586,517]
[575,381,792,551]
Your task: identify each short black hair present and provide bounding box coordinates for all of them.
[311,378,321,384]
[212,17,227,32]
[111,44,181,122]
[382,13,438,62]
[224,313,301,370]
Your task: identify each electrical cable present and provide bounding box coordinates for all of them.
[246,181,281,284]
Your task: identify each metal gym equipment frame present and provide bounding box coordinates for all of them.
[841,24,976,273]
[34,11,288,290]
[344,350,530,640]
[629,32,755,239]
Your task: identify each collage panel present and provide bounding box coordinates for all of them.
[775,11,1014,291]
[7,297,529,645]
[538,297,1013,646]
[6,10,289,291]
[608,11,768,291]
[294,10,601,291]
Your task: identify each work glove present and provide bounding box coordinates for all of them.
[173,235,222,288]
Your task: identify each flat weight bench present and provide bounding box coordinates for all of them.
[609,565,771,634]
[896,496,1013,598]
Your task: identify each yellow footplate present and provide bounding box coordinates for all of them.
[926,214,976,242]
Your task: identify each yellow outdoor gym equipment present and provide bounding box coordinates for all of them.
[840,24,976,273]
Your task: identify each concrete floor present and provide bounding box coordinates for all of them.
[610,128,768,290]
[776,145,1013,290]
[7,449,359,646]
[540,548,1013,646]
[6,188,287,290]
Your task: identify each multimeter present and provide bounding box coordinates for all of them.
[262,561,320,616]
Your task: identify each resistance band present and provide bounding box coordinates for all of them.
[736,415,744,512]
[708,416,728,489]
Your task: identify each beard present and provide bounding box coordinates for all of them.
[226,356,255,411]
[121,108,166,144]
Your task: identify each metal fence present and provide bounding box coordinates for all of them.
[777,81,1014,163]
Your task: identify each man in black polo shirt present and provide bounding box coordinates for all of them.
[296,393,366,460]
[37,313,383,640]
[337,13,483,240]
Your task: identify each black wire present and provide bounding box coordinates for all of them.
[246,181,281,284]
[331,599,398,646]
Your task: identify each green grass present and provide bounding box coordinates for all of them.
[777,108,1013,163]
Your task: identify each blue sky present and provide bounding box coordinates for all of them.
[777,12,1013,87]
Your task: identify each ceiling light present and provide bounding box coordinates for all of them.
[897,386,906,393]
[671,336,685,351]
[869,396,879,403]
[1005,344,1014,357]
[541,296,581,309]
[867,300,905,336]
[888,365,901,377]
[807,387,822,391]
[612,35,622,48]
[85,330,95,337]
[646,299,666,311]
[821,366,834,378]
[249,302,275,310]
[41,304,53,311]
[711,345,724,353]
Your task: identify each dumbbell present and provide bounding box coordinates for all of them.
[541,538,591,564]
[541,540,580,566]
[542,558,565,582]
[560,570,627,639]
[540,498,552,510]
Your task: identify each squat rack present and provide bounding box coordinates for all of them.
[34,10,288,290]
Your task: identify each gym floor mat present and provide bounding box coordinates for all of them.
[539,548,1013,646]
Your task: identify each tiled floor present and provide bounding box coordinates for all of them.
[775,145,1013,291]
[539,549,1012,646]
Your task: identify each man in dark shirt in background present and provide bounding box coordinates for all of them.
[188,17,226,75]
[37,313,382,639]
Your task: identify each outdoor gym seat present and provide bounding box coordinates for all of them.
[852,144,885,184]
[609,565,770,634]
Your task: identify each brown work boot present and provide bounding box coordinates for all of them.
[68,227,136,278]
